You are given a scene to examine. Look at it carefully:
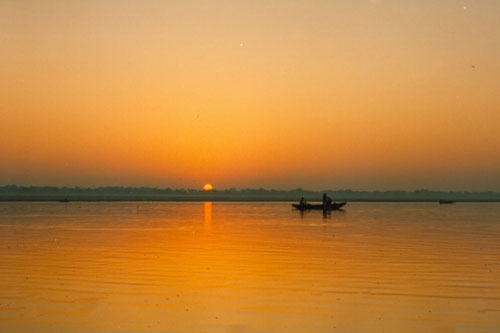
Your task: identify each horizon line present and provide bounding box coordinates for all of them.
[1,185,499,194]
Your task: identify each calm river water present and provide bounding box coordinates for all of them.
[0,202,499,332]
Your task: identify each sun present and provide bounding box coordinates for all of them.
[203,184,213,191]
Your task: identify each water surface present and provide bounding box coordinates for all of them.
[0,202,499,332]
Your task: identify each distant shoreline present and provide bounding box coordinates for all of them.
[1,186,499,203]
[1,198,499,203]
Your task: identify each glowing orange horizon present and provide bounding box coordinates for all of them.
[1,1,499,191]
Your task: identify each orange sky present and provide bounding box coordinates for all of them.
[1,0,499,190]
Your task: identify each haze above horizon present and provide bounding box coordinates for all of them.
[1,1,499,191]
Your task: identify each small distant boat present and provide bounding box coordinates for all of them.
[59,199,70,203]
[293,202,347,211]
[439,200,455,204]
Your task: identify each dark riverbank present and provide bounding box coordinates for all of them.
[1,186,499,202]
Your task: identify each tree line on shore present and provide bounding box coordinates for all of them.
[0,185,499,201]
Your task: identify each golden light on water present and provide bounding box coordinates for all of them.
[203,184,213,191]
[1,202,500,331]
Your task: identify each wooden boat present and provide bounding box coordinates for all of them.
[292,202,347,210]
[439,200,455,204]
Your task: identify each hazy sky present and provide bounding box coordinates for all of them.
[1,0,499,190]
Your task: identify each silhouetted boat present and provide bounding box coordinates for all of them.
[59,199,70,203]
[293,202,347,210]
[439,200,455,204]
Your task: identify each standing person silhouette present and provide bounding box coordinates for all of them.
[323,193,332,206]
